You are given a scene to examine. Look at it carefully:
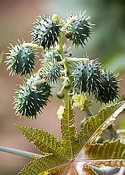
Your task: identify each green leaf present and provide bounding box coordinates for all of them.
[16,98,125,175]
[15,125,67,161]
[78,101,125,147]
[86,139,125,159]
[61,96,80,158]
[18,156,68,175]
[82,140,125,171]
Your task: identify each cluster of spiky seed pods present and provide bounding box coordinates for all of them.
[72,60,119,103]
[6,12,119,118]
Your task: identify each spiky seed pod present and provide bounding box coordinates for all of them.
[6,42,35,76]
[26,75,52,101]
[66,12,91,47]
[41,59,63,84]
[14,84,42,118]
[44,49,62,62]
[72,60,101,94]
[95,71,119,103]
[87,60,102,94]
[31,14,61,49]
[14,75,52,118]
[72,62,88,93]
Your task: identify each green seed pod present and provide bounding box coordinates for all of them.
[64,81,71,89]
[41,59,63,84]
[31,14,61,49]
[56,91,65,99]
[72,62,88,93]
[65,31,72,39]
[26,75,52,100]
[14,75,52,118]
[72,60,102,95]
[44,49,62,62]
[6,41,36,76]
[87,60,102,94]
[95,71,119,103]
[66,12,92,47]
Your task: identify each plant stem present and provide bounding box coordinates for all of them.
[90,165,120,175]
[0,146,44,159]
[118,167,125,175]
[57,32,72,89]
[22,42,43,49]
[84,105,92,117]
[66,57,89,62]
[57,33,65,59]
[22,43,38,48]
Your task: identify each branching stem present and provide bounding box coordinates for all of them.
[57,32,72,90]
[84,106,92,117]
[22,42,43,49]
[66,57,89,62]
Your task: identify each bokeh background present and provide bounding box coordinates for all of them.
[0,1,125,174]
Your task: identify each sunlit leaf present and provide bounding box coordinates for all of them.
[78,102,125,147]
[86,139,125,159]
[18,156,69,175]
[61,96,80,158]
[16,98,125,175]
[16,125,66,158]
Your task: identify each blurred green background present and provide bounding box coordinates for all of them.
[0,1,125,174]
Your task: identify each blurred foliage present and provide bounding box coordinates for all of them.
[48,0,125,72]
[0,51,4,64]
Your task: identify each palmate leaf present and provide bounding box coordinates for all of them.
[16,97,125,175]
[15,125,70,175]
[16,97,79,175]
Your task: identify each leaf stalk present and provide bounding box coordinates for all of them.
[0,146,44,159]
